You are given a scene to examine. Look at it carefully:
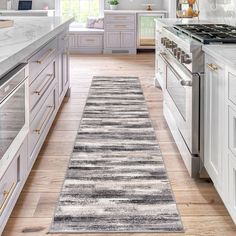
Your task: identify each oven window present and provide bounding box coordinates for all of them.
[0,83,25,160]
[166,66,187,120]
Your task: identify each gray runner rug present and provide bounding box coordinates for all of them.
[50,76,183,233]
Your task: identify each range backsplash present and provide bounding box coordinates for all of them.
[199,0,236,24]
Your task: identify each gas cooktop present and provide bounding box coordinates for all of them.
[173,24,236,44]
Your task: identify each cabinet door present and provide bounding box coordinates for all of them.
[121,31,136,48]
[58,53,63,100]
[204,56,224,192]
[63,51,69,89]
[105,32,121,48]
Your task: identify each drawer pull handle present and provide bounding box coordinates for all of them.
[34,105,54,134]
[0,183,16,214]
[36,48,56,64]
[114,16,127,19]
[86,39,96,42]
[34,74,54,96]
[115,25,127,28]
[207,63,218,71]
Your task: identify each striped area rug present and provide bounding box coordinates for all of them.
[50,76,183,233]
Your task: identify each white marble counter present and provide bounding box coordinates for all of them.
[154,17,226,27]
[203,45,236,68]
[0,16,73,78]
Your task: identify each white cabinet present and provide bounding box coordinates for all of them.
[229,152,236,222]
[204,55,225,193]
[69,31,104,54]
[58,51,69,104]
[0,139,27,234]
[0,28,70,235]
[105,32,121,48]
[104,13,136,54]
[204,53,236,224]
[105,31,135,49]
[226,69,236,224]
[121,31,136,48]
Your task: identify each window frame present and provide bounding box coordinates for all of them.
[55,0,104,26]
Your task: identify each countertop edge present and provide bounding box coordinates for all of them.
[202,45,236,68]
[0,17,73,78]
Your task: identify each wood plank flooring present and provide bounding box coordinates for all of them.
[3,53,236,236]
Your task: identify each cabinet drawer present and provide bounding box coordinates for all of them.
[29,60,56,112]
[106,22,135,31]
[28,37,57,84]
[0,157,18,215]
[78,35,103,48]
[28,87,57,158]
[228,72,236,106]
[106,14,135,22]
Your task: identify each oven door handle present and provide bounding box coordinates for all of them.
[159,52,192,87]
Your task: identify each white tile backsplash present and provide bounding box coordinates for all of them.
[199,0,236,25]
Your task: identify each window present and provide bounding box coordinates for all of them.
[61,0,103,26]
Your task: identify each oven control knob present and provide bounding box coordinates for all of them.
[166,41,173,48]
[180,54,192,64]
[172,42,177,50]
[176,48,182,59]
[161,37,166,44]
[173,47,181,56]
[164,39,170,47]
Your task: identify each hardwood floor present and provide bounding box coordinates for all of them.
[3,53,236,235]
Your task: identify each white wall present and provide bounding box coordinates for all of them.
[197,0,236,25]
[199,0,236,18]
[104,0,165,10]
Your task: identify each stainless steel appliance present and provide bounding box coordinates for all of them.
[0,64,29,172]
[157,23,236,177]
[159,26,204,177]
[137,13,165,49]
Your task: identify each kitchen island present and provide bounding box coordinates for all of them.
[0,16,73,234]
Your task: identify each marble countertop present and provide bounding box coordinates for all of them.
[104,10,168,14]
[0,16,73,78]
[203,45,236,68]
[154,17,226,27]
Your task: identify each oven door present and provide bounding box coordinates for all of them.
[160,52,200,154]
[0,64,29,172]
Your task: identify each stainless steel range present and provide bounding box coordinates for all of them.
[155,23,235,177]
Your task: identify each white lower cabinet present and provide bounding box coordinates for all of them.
[0,28,70,234]
[204,55,224,193]
[105,32,121,48]
[0,139,27,233]
[104,12,136,54]
[204,53,236,224]
[229,151,236,223]
[58,50,69,104]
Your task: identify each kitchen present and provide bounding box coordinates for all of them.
[1,0,236,235]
